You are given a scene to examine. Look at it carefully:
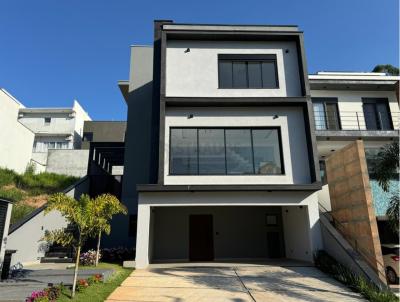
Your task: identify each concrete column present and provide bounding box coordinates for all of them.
[135,204,151,269]
[307,193,323,254]
[0,203,13,270]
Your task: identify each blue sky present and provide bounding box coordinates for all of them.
[1,0,398,120]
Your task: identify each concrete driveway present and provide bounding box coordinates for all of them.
[106,261,365,302]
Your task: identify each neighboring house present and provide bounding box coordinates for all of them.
[310,72,400,242]
[119,21,323,269]
[0,89,35,173]
[18,100,91,173]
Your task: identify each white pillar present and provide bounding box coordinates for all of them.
[135,204,151,269]
[307,193,323,254]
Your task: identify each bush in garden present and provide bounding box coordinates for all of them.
[76,279,89,292]
[80,249,101,266]
[101,247,134,263]
[87,273,103,285]
[26,290,49,302]
[44,284,61,301]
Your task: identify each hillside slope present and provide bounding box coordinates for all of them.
[0,167,78,224]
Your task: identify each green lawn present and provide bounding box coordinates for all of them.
[58,263,133,302]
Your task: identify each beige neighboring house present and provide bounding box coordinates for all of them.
[0,89,35,173]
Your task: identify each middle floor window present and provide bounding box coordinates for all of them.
[169,128,284,175]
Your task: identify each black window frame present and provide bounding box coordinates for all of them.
[362,98,393,131]
[218,54,279,89]
[44,117,51,125]
[169,127,285,176]
[312,98,342,130]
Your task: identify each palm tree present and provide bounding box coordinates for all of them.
[90,194,127,266]
[44,194,96,298]
[373,142,399,234]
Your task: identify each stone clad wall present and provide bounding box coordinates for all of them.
[325,140,385,282]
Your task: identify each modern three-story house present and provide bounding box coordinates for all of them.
[119,21,323,268]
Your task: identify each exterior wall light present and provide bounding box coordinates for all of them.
[273,115,279,119]
[184,48,190,53]
[187,114,194,119]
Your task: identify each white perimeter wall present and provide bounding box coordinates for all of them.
[135,191,322,268]
[7,177,89,266]
[0,90,34,173]
[166,40,302,97]
[164,107,310,185]
[311,90,399,130]
[46,149,89,177]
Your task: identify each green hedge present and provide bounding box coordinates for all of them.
[314,250,397,302]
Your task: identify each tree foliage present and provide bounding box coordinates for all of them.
[372,64,399,76]
[373,142,399,234]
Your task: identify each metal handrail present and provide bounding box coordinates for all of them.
[313,110,400,131]
[318,202,387,281]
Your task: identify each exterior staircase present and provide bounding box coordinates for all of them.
[40,246,74,263]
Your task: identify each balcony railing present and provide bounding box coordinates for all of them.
[313,110,400,131]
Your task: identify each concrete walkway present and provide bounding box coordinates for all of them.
[106,262,366,302]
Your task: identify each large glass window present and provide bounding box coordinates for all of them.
[198,129,226,174]
[218,54,279,89]
[225,129,254,174]
[252,129,282,174]
[170,129,198,175]
[169,128,284,175]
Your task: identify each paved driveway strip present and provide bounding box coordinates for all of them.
[106,263,366,302]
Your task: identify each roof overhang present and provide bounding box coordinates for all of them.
[118,80,130,102]
[137,183,322,193]
[309,74,399,91]
[19,108,73,114]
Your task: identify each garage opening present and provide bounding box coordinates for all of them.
[150,206,311,263]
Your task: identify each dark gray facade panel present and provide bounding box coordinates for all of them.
[82,121,127,149]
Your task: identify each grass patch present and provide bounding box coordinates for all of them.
[58,263,133,302]
[10,203,36,224]
[315,250,397,302]
[0,167,79,225]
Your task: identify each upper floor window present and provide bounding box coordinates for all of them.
[312,98,341,130]
[362,98,393,130]
[169,127,284,175]
[218,54,279,89]
[44,117,51,125]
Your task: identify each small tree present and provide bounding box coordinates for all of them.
[90,194,127,266]
[373,142,399,234]
[372,64,399,76]
[44,193,95,298]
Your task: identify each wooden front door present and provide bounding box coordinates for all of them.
[189,215,214,261]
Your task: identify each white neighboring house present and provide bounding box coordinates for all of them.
[0,89,35,173]
[18,100,91,173]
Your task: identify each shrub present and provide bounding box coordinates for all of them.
[76,279,89,292]
[80,249,101,266]
[87,273,103,285]
[0,187,26,202]
[44,284,61,301]
[0,168,17,187]
[11,203,36,224]
[26,290,48,302]
[101,247,134,263]
[314,250,398,302]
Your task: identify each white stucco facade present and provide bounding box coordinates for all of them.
[166,40,303,98]
[164,107,310,185]
[135,191,322,269]
[0,89,35,173]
